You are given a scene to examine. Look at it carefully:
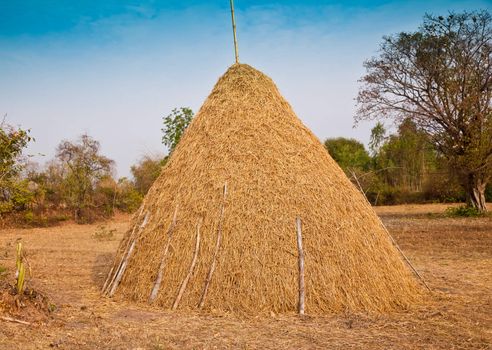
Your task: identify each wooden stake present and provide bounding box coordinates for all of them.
[350,171,431,292]
[198,183,228,308]
[107,212,150,296]
[102,207,145,293]
[148,206,178,303]
[1,316,30,325]
[172,220,202,310]
[296,217,305,316]
[229,0,239,63]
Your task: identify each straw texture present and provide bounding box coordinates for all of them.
[104,63,422,314]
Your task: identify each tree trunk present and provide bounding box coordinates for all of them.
[466,174,488,213]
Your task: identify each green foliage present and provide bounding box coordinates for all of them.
[90,175,144,215]
[421,172,465,203]
[11,179,34,207]
[486,184,492,202]
[0,120,32,179]
[24,210,34,222]
[324,138,371,173]
[0,121,34,214]
[20,210,69,227]
[22,211,48,226]
[161,107,194,153]
[369,122,386,156]
[131,155,167,195]
[445,205,486,218]
[0,178,36,215]
[115,177,143,213]
[373,119,436,192]
[323,119,467,206]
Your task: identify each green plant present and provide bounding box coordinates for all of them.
[116,186,143,213]
[15,242,26,294]
[486,184,492,202]
[324,137,371,173]
[53,214,69,222]
[24,210,34,222]
[445,205,487,218]
[48,303,57,312]
[161,107,194,153]
[0,120,34,215]
[130,156,167,196]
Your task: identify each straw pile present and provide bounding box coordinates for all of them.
[103,63,422,314]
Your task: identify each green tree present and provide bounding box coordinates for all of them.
[56,134,114,221]
[357,11,492,212]
[0,120,33,213]
[41,160,66,209]
[115,177,143,213]
[161,107,194,153]
[375,119,436,192]
[130,155,167,195]
[369,122,386,156]
[324,138,371,173]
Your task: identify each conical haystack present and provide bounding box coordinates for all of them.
[104,63,422,314]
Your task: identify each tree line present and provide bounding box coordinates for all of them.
[325,118,491,206]
[0,108,193,226]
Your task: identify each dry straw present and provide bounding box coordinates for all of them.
[103,63,423,314]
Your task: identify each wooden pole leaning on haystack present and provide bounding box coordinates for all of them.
[172,219,202,310]
[229,0,239,63]
[102,206,145,293]
[148,205,179,303]
[198,182,228,309]
[350,171,431,292]
[296,217,306,315]
[105,210,150,296]
[102,207,145,294]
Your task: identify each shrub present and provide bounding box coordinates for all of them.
[422,172,465,203]
[19,210,70,227]
[24,210,34,222]
[116,188,142,213]
[445,205,487,218]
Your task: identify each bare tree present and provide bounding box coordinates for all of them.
[56,134,114,220]
[356,11,492,212]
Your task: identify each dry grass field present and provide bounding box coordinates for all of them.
[0,204,491,349]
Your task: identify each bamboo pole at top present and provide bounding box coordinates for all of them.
[229,0,239,63]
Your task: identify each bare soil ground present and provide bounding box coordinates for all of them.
[0,205,491,349]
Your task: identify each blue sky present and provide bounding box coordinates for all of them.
[1,0,490,177]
